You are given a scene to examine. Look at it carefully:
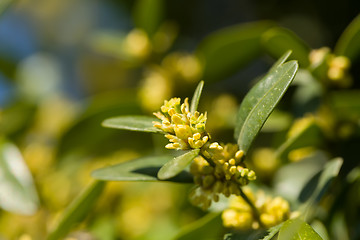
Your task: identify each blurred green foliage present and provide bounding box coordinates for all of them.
[0,0,359,239]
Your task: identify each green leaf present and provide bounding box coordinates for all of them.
[261,223,283,240]
[196,21,275,82]
[92,155,194,183]
[269,50,293,71]
[334,14,360,61]
[273,151,327,203]
[157,149,200,180]
[174,212,225,240]
[278,218,323,240]
[190,81,204,114]
[47,180,105,240]
[133,0,164,37]
[261,27,311,67]
[0,139,39,215]
[102,115,162,133]
[234,58,298,154]
[303,158,343,204]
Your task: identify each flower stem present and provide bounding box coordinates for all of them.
[238,187,264,228]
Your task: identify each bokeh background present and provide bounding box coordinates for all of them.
[0,0,360,239]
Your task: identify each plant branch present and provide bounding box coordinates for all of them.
[238,187,265,228]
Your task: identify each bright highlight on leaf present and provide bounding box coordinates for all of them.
[234,51,299,154]
[278,218,323,240]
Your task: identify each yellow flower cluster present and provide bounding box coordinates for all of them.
[153,98,209,150]
[189,143,256,209]
[309,47,352,87]
[222,188,290,230]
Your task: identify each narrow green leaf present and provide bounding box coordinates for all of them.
[278,218,323,240]
[261,27,311,67]
[196,21,275,82]
[329,90,360,121]
[92,155,194,183]
[190,81,204,114]
[157,149,200,180]
[269,50,293,72]
[133,0,163,37]
[0,139,39,215]
[102,115,162,133]
[47,180,105,240]
[334,14,360,61]
[235,59,298,154]
[261,223,283,240]
[304,158,343,204]
[174,212,224,240]
[273,151,327,202]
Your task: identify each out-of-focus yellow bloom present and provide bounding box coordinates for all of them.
[222,188,290,230]
[309,48,352,88]
[287,114,316,138]
[138,67,173,112]
[162,52,203,83]
[124,29,152,59]
[288,147,315,162]
[153,98,209,150]
[251,148,279,176]
[207,94,238,131]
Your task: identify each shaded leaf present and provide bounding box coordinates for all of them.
[190,81,204,114]
[0,140,39,215]
[334,14,360,61]
[329,90,360,121]
[133,0,164,37]
[196,21,275,82]
[303,158,343,205]
[273,151,327,203]
[278,218,323,240]
[262,27,311,67]
[47,181,105,240]
[235,58,298,154]
[102,115,162,133]
[174,212,225,240]
[92,155,193,183]
[157,149,200,180]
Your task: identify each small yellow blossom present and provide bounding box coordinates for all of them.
[222,188,291,230]
[153,98,209,150]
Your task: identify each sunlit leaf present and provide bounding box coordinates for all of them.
[102,115,162,133]
[157,149,200,180]
[92,155,193,183]
[262,27,311,67]
[334,14,360,61]
[196,21,275,82]
[269,50,293,71]
[174,212,225,240]
[234,56,298,154]
[278,218,323,240]
[0,140,39,215]
[133,0,164,37]
[47,180,105,240]
[190,81,204,114]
